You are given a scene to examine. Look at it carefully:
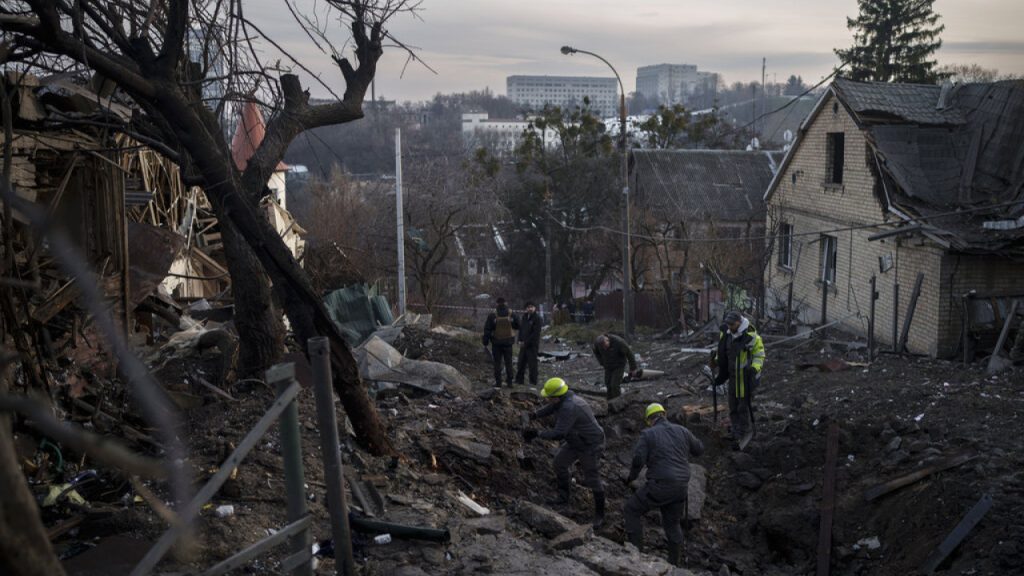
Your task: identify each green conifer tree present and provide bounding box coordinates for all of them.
[835,0,945,83]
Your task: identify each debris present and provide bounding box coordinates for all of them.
[214,504,235,518]
[373,533,392,545]
[921,494,994,573]
[441,429,492,463]
[463,514,507,535]
[355,335,471,395]
[986,301,1019,374]
[547,524,592,551]
[570,536,676,575]
[455,491,490,516]
[817,421,840,576]
[688,463,708,519]
[855,536,881,550]
[864,452,977,501]
[517,501,577,537]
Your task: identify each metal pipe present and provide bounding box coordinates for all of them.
[309,338,356,575]
[277,370,313,576]
[349,516,451,543]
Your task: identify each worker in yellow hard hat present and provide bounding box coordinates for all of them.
[622,403,704,567]
[523,377,607,528]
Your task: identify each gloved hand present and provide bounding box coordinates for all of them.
[701,365,713,379]
[523,429,538,442]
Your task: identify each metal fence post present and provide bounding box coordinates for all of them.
[271,364,313,576]
[309,337,356,575]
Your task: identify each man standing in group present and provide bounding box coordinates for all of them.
[482,297,519,387]
[593,333,638,400]
[515,301,542,387]
[524,378,606,529]
[623,403,704,567]
[711,310,765,449]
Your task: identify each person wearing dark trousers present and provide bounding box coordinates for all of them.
[515,301,542,386]
[524,378,607,529]
[482,298,520,387]
[593,333,638,400]
[624,403,704,567]
[581,297,595,323]
[711,310,765,449]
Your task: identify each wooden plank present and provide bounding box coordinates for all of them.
[987,300,1019,374]
[921,494,993,574]
[31,279,78,324]
[863,453,977,502]
[898,273,925,353]
[816,421,840,576]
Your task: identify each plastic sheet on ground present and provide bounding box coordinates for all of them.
[355,335,470,396]
[324,284,393,345]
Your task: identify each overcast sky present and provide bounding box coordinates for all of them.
[249,0,1024,103]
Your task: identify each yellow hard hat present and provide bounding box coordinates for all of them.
[644,403,666,421]
[540,377,569,398]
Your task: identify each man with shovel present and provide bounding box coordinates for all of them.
[709,311,764,450]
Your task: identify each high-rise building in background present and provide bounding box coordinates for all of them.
[506,75,618,117]
[636,64,719,108]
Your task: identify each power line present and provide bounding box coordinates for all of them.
[544,199,1024,246]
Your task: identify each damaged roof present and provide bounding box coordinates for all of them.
[768,77,1024,256]
[866,80,1024,254]
[633,149,782,221]
[832,78,966,125]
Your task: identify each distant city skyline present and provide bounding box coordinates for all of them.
[249,0,1024,103]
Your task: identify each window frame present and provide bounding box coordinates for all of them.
[825,132,845,185]
[819,234,838,285]
[778,222,794,269]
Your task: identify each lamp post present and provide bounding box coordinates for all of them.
[561,45,632,338]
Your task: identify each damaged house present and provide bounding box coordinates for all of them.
[764,77,1024,358]
[632,149,782,324]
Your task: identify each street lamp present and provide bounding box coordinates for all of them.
[560,45,633,338]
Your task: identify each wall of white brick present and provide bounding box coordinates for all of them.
[762,92,1012,357]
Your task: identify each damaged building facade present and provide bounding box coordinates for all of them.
[765,77,1024,358]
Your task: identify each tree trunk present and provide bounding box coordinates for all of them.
[219,219,284,377]
[0,367,66,576]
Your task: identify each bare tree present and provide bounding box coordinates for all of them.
[0,1,419,456]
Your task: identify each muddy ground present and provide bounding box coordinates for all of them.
[44,321,1024,576]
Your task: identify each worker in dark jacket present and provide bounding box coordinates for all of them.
[515,301,543,386]
[593,333,638,400]
[524,377,607,528]
[482,298,520,387]
[624,403,704,567]
[711,310,765,448]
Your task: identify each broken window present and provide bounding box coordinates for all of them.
[778,222,794,269]
[820,234,837,285]
[826,132,844,184]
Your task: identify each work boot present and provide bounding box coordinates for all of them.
[547,482,570,506]
[626,531,643,552]
[667,542,683,567]
[592,491,606,530]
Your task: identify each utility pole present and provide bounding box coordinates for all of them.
[395,128,406,316]
[560,45,632,338]
[545,180,553,305]
[760,57,766,139]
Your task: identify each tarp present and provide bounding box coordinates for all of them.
[324,284,393,346]
[354,335,470,395]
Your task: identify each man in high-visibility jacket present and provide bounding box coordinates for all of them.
[712,310,764,448]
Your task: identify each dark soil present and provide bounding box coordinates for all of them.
[42,323,1024,575]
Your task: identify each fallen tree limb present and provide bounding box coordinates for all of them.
[0,395,167,480]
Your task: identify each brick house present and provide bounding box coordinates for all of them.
[764,78,1024,358]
